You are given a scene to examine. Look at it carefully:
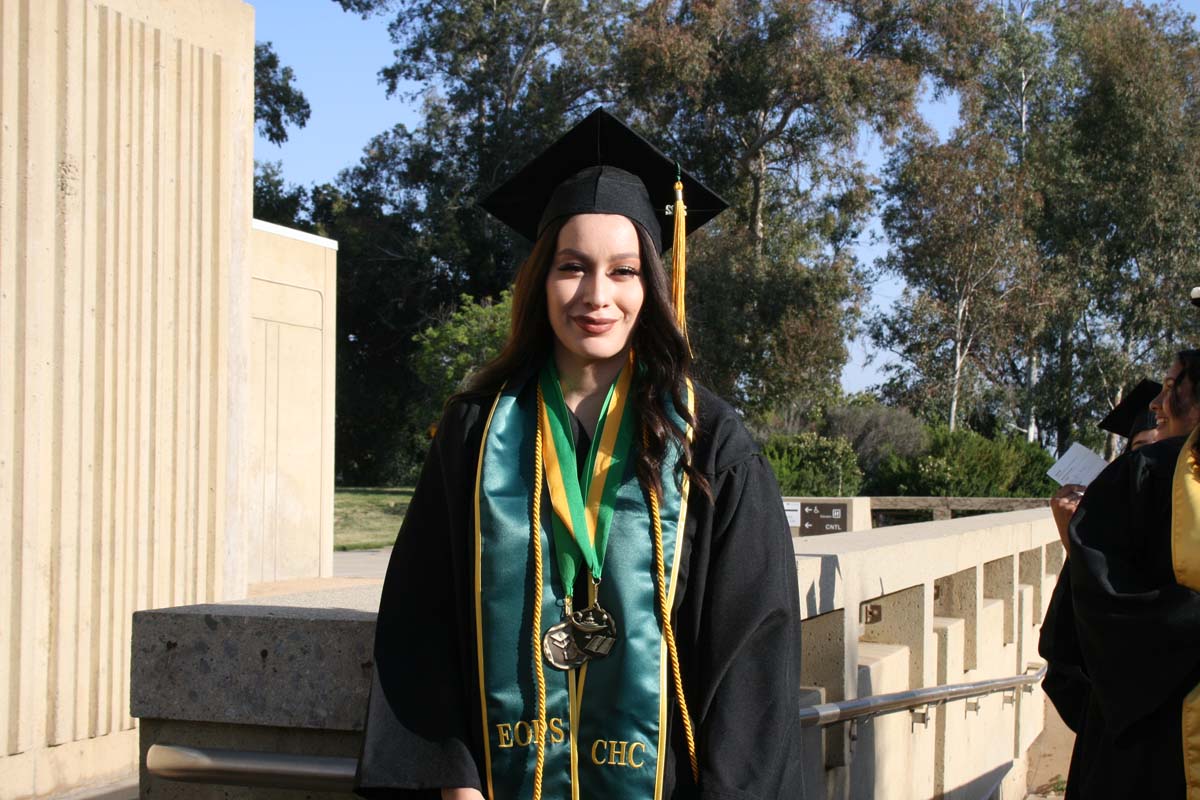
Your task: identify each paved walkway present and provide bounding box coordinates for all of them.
[1024,695,1071,799]
[334,546,393,578]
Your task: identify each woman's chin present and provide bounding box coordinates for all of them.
[558,340,629,367]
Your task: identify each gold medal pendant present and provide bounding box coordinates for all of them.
[542,616,588,670]
[570,602,617,658]
[542,594,618,670]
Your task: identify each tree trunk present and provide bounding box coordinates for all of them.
[1054,326,1075,455]
[750,149,765,263]
[950,341,964,432]
[1025,351,1039,443]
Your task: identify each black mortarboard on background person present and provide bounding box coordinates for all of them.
[1099,378,1162,440]
[479,108,729,343]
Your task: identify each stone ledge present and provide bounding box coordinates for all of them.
[131,586,382,731]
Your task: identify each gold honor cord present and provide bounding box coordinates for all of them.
[531,400,548,800]
[647,431,699,785]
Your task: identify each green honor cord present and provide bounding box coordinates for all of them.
[537,357,637,597]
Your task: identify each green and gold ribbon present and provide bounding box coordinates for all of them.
[537,350,637,599]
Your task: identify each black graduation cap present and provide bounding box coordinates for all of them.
[479,108,728,254]
[1099,379,1162,439]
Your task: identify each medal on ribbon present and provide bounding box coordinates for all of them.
[537,351,636,671]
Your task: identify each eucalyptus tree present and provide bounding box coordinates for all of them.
[613,0,984,419]
[872,131,1041,430]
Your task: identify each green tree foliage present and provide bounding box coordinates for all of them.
[320,0,631,482]
[763,432,863,497]
[254,42,311,145]
[873,0,1200,453]
[871,426,1056,496]
[615,0,987,420]
[412,292,512,427]
[871,131,1045,431]
[253,161,310,228]
[1038,1,1200,450]
[824,401,930,476]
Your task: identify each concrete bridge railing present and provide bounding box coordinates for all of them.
[130,508,1062,799]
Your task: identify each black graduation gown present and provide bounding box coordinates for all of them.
[355,380,805,799]
[1038,435,1200,799]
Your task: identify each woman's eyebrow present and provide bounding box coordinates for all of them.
[554,248,640,262]
[554,248,591,261]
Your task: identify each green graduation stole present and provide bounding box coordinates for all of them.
[472,355,693,800]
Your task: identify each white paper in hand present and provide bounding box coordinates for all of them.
[1046,442,1109,487]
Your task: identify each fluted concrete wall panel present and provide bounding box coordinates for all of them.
[0,0,253,796]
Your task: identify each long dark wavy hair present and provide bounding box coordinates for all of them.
[457,216,709,500]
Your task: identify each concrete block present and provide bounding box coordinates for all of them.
[935,567,980,670]
[1016,585,1045,756]
[130,587,380,731]
[802,609,851,769]
[983,556,1017,645]
[247,222,338,585]
[850,643,909,800]
[1018,549,1044,623]
[933,616,966,797]
[796,553,845,619]
[798,687,830,800]
[859,584,928,690]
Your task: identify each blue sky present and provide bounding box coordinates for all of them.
[248,0,1200,394]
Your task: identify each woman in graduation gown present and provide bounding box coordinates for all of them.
[1039,349,1200,798]
[355,110,804,800]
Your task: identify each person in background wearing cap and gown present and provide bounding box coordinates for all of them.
[354,110,803,800]
[1040,379,1161,738]
[1038,351,1200,798]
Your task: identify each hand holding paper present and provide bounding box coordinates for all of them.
[1046,442,1109,487]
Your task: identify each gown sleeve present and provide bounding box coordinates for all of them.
[356,401,485,798]
[679,451,805,800]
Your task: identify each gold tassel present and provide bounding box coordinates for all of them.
[671,179,689,348]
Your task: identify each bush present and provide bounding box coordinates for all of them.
[824,402,930,475]
[763,432,863,497]
[870,426,1056,497]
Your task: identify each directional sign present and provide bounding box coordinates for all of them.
[800,502,849,535]
[782,500,803,528]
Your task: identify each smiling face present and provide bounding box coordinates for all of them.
[1151,358,1200,439]
[545,214,645,374]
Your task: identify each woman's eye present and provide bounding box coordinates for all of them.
[612,265,641,277]
[556,262,585,273]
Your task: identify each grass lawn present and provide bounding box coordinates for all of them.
[334,487,414,551]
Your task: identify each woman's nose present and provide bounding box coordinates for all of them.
[581,273,611,307]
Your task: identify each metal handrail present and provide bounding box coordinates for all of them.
[798,662,1046,727]
[145,662,1046,790]
[146,744,358,791]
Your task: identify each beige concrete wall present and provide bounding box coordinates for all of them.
[0,0,254,796]
[247,220,337,583]
[794,508,1063,800]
